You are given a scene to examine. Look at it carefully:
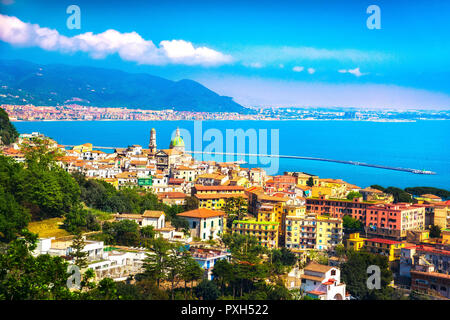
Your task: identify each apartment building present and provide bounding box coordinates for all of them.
[365,203,426,240]
[363,238,406,262]
[285,214,343,251]
[231,220,279,249]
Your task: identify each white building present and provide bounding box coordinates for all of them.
[300,262,349,300]
[114,210,165,228]
[177,208,225,241]
[189,247,231,280]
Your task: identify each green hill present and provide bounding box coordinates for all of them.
[0,108,18,145]
[0,59,249,113]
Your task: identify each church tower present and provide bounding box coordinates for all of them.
[149,128,157,156]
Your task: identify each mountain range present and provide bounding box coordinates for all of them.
[0,60,248,113]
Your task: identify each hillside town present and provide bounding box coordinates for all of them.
[1,128,449,300]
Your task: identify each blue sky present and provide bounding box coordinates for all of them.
[1,0,449,109]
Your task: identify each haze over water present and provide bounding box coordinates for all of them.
[14,120,450,191]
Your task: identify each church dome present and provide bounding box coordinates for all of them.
[170,128,185,149]
[170,136,185,148]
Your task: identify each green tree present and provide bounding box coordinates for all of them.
[102,220,140,246]
[347,191,362,200]
[404,187,450,200]
[0,108,18,145]
[180,253,204,299]
[14,138,81,220]
[142,237,174,288]
[0,185,30,243]
[0,231,73,300]
[140,225,156,240]
[342,215,363,233]
[70,232,88,269]
[220,233,270,298]
[95,278,119,300]
[184,196,199,211]
[270,247,297,274]
[340,250,394,300]
[63,206,100,234]
[429,225,442,238]
[384,187,413,203]
[370,185,385,192]
[223,197,248,228]
[306,177,314,187]
[194,279,220,300]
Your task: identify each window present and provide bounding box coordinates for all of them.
[331,270,336,276]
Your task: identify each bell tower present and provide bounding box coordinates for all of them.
[149,128,157,156]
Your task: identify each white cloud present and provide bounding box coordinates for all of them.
[0,14,232,66]
[292,66,304,72]
[243,62,263,68]
[235,45,391,66]
[338,67,367,77]
[307,68,315,74]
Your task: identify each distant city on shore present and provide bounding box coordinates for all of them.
[2,104,450,122]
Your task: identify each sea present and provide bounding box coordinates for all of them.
[13,120,450,191]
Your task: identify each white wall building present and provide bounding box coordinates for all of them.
[300,262,349,300]
[177,208,225,241]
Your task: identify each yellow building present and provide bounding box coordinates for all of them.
[443,229,450,243]
[363,238,406,262]
[346,233,367,251]
[256,202,306,239]
[285,213,343,251]
[229,176,250,188]
[72,143,93,153]
[311,186,333,198]
[289,172,319,187]
[232,220,279,249]
[195,193,247,211]
[315,215,343,250]
[104,178,119,189]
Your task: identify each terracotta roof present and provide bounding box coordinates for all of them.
[143,210,165,218]
[362,187,383,193]
[114,213,144,220]
[410,270,450,279]
[177,208,225,219]
[307,290,326,296]
[195,193,248,200]
[194,185,244,191]
[304,262,334,274]
[420,194,441,199]
[168,178,185,184]
[157,192,187,199]
[301,274,325,282]
[366,238,401,245]
[258,194,289,202]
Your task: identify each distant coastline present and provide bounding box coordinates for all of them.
[10,118,423,122]
[3,104,449,122]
